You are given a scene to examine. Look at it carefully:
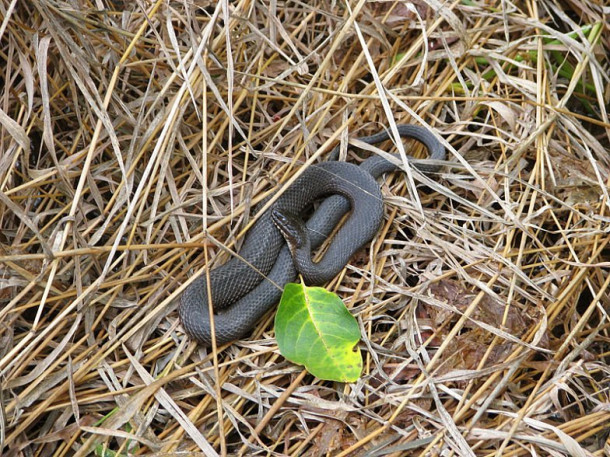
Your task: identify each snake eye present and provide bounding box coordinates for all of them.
[271,209,288,226]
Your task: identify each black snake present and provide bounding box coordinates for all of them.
[179,125,445,345]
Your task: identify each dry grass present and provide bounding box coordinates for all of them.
[1,0,609,456]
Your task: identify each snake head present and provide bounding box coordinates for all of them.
[271,209,308,253]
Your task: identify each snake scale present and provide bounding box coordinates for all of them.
[180,125,445,345]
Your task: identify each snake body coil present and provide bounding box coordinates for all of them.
[180,125,445,345]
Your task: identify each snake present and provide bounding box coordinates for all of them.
[179,125,445,346]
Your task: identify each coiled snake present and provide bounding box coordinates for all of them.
[179,125,445,345]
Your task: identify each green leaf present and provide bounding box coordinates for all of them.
[274,282,362,382]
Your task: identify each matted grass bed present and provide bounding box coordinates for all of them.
[0,1,609,456]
